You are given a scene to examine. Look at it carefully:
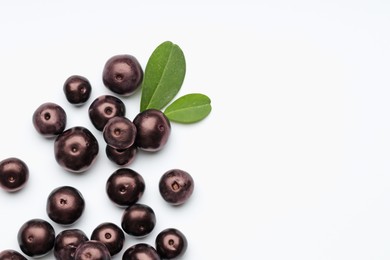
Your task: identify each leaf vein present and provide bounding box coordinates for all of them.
[147,45,175,109]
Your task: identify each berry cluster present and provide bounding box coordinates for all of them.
[0,49,196,260]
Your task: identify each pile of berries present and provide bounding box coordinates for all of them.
[0,52,195,259]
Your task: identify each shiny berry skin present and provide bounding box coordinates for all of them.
[32,102,67,138]
[0,157,29,192]
[121,203,156,237]
[105,144,137,166]
[122,243,160,260]
[102,54,143,96]
[155,228,188,259]
[54,126,99,173]
[74,240,111,260]
[106,168,145,207]
[0,249,27,260]
[133,109,171,152]
[88,95,126,131]
[103,116,137,150]
[46,186,85,225]
[91,222,125,256]
[17,218,55,258]
[54,229,89,260]
[63,75,92,105]
[159,169,194,206]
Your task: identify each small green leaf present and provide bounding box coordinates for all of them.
[164,93,212,123]
[140,41,186,111]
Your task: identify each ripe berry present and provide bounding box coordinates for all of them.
[121,203,156,237]
[54,126,99,173]
[102,54,143,96]
[74,240,111,260]
[133,109,171,152]
[155,228,188,259]
[54,229,89,260]
[0,157,29,192]
[159,169,194,206]
[88,95,126,131]
[106,168,145,207]
[105,144,137,166]
[17,218,55,258]
[103,116,137,150]
[63,75,92,105]
[91,222,125,256]
[32,102,67,138]
[0,249,27,260]
[122,243,161,260]
[46,186,85,225]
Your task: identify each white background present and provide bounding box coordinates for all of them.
[0,0,390,259]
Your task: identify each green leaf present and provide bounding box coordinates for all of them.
[140,41,186,111]
[164,93,212,123]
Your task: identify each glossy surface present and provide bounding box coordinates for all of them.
[32,102,67,138]
[54,126,99,173]
[88,95,126,131]
[133,109,171,152]
[122,243,161,260]
[102,54,143,96]
[0,157,29,192]
[17,218,55,258]
[106,168,145,207]
[54,229,89,260]
[91,222,125,256]
[159,169,194,206]
[63,75,92,105]
[105,144,137,166]
[0,249,27,260]
[155,228,188,259]
[121,203,156,237]
[46,186,85,225]
[74,240,111,260]
[103,116,137,150]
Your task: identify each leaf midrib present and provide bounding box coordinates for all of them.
[147,44,175,110]
[165,103,210,115]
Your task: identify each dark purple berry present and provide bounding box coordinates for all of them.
[91,222,125,256]
[88,95,126,131]
[74,240,111,260]
[54,229,89,260]
[102,54,143,96]
[122,243,160,260]
[0,249,27,260]
[46,186,85,225]
[133,109,171,152]
[106,168,145,207]
[159,169,194,206]
[63,75,92,105]
[103,116,137,150]
[32,102,67,138]
[121,203,156,237]
[105,144,137,166]
[155,228,188,259]
[54,126,99,173]
[0,157,29,192]
[17,218,55,258]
